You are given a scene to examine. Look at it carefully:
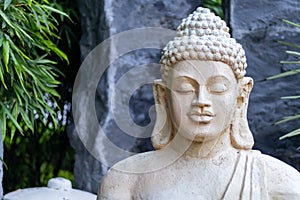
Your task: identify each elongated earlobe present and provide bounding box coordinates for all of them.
[230,77,254,150]
[151,79,173,150]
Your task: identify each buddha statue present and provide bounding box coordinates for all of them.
[97,7,300,200]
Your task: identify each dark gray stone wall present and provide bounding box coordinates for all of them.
[230,0,300,169]
[68,0,107,193]
[69,0,202,193]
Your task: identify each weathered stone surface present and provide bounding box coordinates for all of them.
[230,0,300,170]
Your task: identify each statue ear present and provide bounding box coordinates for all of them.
[151,79,173,150]
[237,77,253,108]
[230,77,254,150]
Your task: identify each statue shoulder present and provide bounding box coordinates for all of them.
[97,150,158,200]
[97,166,133,200]
[261,154,300,199]
[111,150,161,172]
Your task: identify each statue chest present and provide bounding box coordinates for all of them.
[132,161,235,200]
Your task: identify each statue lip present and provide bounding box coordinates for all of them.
[188,110,215,123]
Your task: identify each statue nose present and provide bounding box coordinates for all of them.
[192,86,212,107]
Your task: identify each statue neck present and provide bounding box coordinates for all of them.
[170,127,235,159]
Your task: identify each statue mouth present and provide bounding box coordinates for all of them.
[188,111,215,123]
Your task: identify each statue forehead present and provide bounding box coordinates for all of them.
[168,60,236,82]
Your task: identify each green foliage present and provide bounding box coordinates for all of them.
[1,0,79,192]
[0,0,69,140]
[203,0,224,19]
[268,19,300,140]
[3,119,74,192]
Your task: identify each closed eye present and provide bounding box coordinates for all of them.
[175,82,195,94]
[208,83,228,93]
[207,76,230,94]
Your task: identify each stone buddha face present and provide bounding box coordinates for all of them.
[152,60,254,151]
[151,7,254,150]
[167,60,238,142]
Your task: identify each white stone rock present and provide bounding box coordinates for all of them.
[4,178,96,200]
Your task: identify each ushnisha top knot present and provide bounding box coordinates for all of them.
[160,7,247,81]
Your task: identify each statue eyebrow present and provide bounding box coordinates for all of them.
[207,75,230,81]
[174,76,196,82]
[174,76,198,87]
[206,75,231,89]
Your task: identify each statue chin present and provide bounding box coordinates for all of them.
[97,6,300,200]
[175,122,230,143]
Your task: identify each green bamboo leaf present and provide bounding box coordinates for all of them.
[12,101,19,119]
[2,40,10,71]
[267,68,300,80]
[43,5,69,18]
[30,109,34,128]
[9,65,14,86]
[281,95,300,100]
[0,61,7,89]
[43,0,50,4]
[19,109,34,132]
[0,10,13,28]
[13,29,23,44]
[1,112,7,140]
[13,85,23,105]
[275,114,300,125]
[33,101,47,119]
[280,128,300,140]
[7,38,31,60]
[50,46,69,63]
[282,19,300,29]
[42,14,50,32]
[14,64,29,96]
[14,8,29,22]
[50,112,58,129]
[280,61,300,64]
[4,0,12,10]
[10,124,16,141]
[32,84,38,98]
[278,41,300,49]
[0,156,8,170]
[14,24,34,41]
[22,65,38,80]
[31,64,60,79]
[286,50,300,57]
[45,88,60,97]
[0,0,70,139]
[0,32,3,48]
[31,58,57,65]
[32,8,42,30]
[1,103,23,134]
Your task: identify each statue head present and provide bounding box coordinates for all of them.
[151,7,254,150]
